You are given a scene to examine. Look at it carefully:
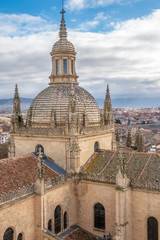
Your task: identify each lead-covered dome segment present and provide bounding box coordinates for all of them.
[27,85,101,128]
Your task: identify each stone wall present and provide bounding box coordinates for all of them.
[44,180,78,232]
[78,131,114,167]
[0,195,35,239]
[77,180,116,238]
[13,130,113,171]
[131,189,160,240]
[0,143,8,159]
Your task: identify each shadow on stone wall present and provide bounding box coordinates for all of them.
[0,143,8,159]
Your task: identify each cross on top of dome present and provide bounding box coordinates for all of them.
[59,5,67,39]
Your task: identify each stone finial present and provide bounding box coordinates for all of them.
[116,142,130,188]
[59,9,67,39]
[104,84,114,126]
[67,138,81,172]
[11,84,23,132]
[13,84,21,115]
[37,147,44,180]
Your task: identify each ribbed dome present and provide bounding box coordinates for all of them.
[52,39,75,53]
[27,85,100,127]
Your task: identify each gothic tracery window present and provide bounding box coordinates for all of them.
[94,203,105,230]
[3,228,14,240]
[55,205,61,233]
[147,217,158,240]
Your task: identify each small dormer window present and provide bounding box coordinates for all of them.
[56,60,59,75]
[63,59,67,74]
[71,60,74,74]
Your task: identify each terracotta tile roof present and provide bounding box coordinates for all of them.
[64,228,98,240]
[0,154,58,195]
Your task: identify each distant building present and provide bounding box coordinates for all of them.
[0,131,10,144]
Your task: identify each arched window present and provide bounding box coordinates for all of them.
[3,228,14,240]
[94,141,99,152]
[63,59,67,74]
[147,217,158,240]
[54,205,61,234]
[56,60,59,75]
[71,60,74,74]
[48,219,52,231]
[64,212,67,229]
[94,203,105,230]
[17,233,23,240]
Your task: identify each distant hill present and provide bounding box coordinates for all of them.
[96,97,160,108]
[0,98,33,110]
[0,97,159,111]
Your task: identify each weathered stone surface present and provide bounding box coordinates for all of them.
[0,143,8,159]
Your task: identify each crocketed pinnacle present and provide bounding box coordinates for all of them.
[104,84,112,112]
[104,84,114,126]
[59,9,67,39]
[13,84,21,115]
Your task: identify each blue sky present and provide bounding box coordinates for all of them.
[0,0,160,103]
[1,0,160,32]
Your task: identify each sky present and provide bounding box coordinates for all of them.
[0,0,160,103]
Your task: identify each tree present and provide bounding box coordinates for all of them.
[135,131,144,152]
[116,131,120,142]
[126,130,132,148]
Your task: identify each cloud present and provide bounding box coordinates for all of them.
[65,0,140,10]
[0,13,57,37]
[76,12,109,31]
[0,10,160,104]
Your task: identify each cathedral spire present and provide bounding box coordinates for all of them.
[104,84,114,126]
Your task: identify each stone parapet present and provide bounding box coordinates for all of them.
[0,185,34,204]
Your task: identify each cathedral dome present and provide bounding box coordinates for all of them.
[52,39,75,53]
[27,84,101,128]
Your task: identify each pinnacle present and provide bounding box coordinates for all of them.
[104,84,112,112]
[59,9,67,39]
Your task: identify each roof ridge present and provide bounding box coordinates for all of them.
[138,154,152,179]
[98,151,116,175]
[127,152,134,164]
[80,152,98,172]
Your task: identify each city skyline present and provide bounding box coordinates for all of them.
[0,0,160,104]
